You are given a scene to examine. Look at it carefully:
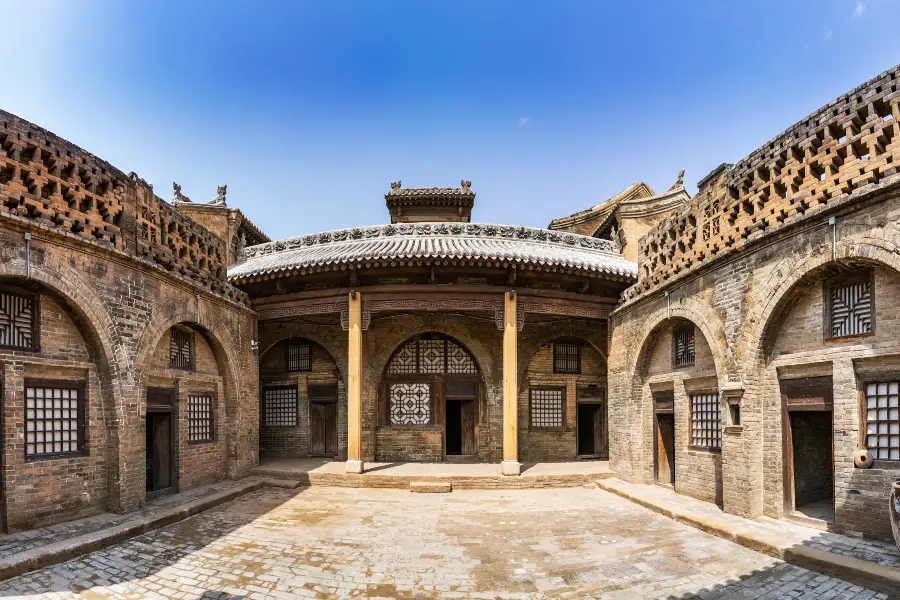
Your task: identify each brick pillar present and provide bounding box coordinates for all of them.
[502,291,520,476]
[346,291,364,474]
[2,362,24,530]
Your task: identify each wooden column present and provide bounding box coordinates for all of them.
[346,291,364,473]
[501,291,520,475]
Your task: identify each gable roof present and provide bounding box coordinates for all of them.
[547,182,655,231]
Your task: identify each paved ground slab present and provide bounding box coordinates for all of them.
[0,486,890,599]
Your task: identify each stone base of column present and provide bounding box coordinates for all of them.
[501,461,521,476]
[345,459,365,474]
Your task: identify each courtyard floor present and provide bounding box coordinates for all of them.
[0,486,890,600]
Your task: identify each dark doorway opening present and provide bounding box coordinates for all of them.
[781,376,835,525]
[309,384,338,457]
[146,387,175,500]
[445,399,475,456]
[577,403,605,457]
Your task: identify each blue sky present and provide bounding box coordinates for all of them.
[1,1,898,240]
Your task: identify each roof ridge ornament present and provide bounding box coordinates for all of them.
[461,179,472,191]
[666,169,685,192]
[172,182,191,204]
[208,184,227,207]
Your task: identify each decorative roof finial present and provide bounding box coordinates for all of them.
[208,184,227,207]
[173,182,191,204]
[390,181,402,192]
[461,179,472,192]
[676,169,685,186]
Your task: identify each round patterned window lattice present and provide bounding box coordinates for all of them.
[385,336,477,375]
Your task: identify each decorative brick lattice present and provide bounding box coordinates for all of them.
[830,280,872,337]
[263,387,298,427]
[188,394,214,442]
[0,290,36,349]
[690,394,720,449]
[530,388,564,429]
[631,66,900,300]
[865,382,900,460]
[389,383,431,425]
[25,384,81,457]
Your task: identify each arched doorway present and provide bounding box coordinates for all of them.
[379,333,483,461]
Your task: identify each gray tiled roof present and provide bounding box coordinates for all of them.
[228,223,637,283]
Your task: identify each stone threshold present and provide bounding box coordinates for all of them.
[596,478,900,595]
[0,476,300,583]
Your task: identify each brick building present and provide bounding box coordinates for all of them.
[1,64,899,544]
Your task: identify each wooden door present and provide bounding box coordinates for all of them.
[150,413,171,491]
[655,413,675,485]
[780,377,834,513]
[310,402,337,456]
[593,404,605,456]
[460,400,476,455]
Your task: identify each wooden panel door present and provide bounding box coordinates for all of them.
[656,413,675,485]
[593,404,605,456]
[310,402,337,456]
[150,413,171,491]
[460,400,476,455]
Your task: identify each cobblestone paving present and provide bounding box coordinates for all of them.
[0,487,890,599]
[0,479,253,558]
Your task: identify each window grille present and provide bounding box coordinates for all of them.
[263,387,298,427]
[703,200,720,241]
[386,337,478,375]
[829,279,872,338]
[690,393,720,449]
[865,382,900,460]
[389,383,431,425]
[170,328,194,370]
[419,339,445,374]
[446,340,477,374]
[187,394,214,442]
[553,343,580,374]
[286,340,311,372]
[25,383,83,457]
[674,327,695,367]
[0,289,37,350]
[530,387,564,429]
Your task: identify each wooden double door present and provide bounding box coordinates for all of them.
[309,384,338,457]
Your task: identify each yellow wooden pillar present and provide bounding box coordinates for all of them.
[346,291,364,473]
[501,290,520,476]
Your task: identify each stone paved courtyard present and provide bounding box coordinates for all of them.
[0,486,889,599]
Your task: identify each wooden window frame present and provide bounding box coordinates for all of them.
[552,342,581,375]
[0,284,41,353]
[386,378,435,427]
[857,372,900,464]
[169,327,195,371]
[285,339,312,373]
[823,269,875,341]
[186,392,216,444]
[687,389,721,453]
[673,326,696,368]
[24,378,87,460]
[262,385,299,428]
[529,385,566,431]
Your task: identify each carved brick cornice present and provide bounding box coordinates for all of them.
[517,299,612,331]
[256,298,349,328]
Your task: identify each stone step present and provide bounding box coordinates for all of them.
[410,482,452,493]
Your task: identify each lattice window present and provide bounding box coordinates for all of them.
[388,342,417,374]
[0,289,38,350]
[674,326,695,367]
[188,394,214,442]
[389,383,431,425]
[447,340,477,374]
[286,340,311,372]
[170,328,194,370]
[865,382,900,460]
[419,339,445,374]
[553,342,580,374]
[530,387,564,429]
[25,382,83,458]
[828,278,873,338]
[690,393,720,449]
[263,386,298,427]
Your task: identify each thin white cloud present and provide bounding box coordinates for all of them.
[853,1,865,18]
[518,117,531,129]
[825,29,833,41]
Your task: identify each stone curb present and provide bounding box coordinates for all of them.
[596,479,900,595]
[0,477,291,583]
